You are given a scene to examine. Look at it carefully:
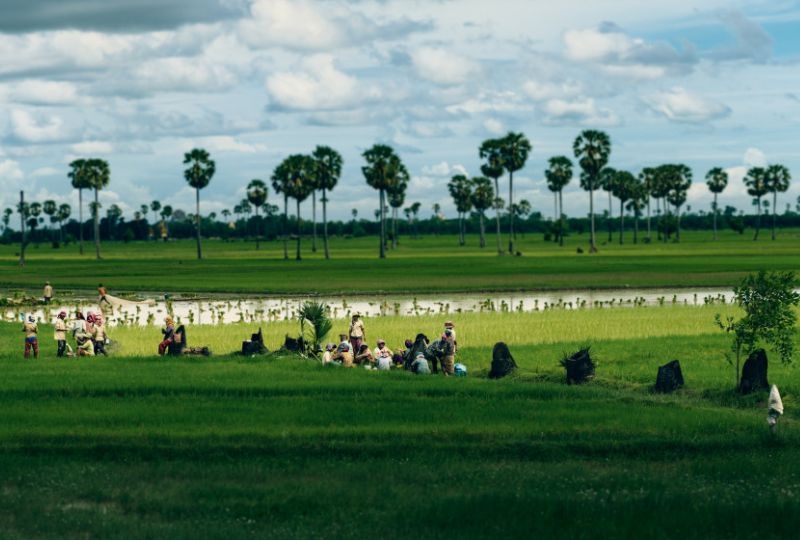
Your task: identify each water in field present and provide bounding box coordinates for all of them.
[3,288,737,327]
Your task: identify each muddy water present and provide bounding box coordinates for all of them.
[4,288,737,327]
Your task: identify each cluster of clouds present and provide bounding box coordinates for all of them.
[0,0,798,223]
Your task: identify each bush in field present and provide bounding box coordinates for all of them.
[715,270,799,386]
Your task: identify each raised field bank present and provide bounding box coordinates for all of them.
[0,233,799,538]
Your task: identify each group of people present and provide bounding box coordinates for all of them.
[321,314,460,375]
[23,309,109,359]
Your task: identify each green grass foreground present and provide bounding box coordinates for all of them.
[1,304,799,539]
[2,229,800,294]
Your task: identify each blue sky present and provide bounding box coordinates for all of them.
[1,0,799,224]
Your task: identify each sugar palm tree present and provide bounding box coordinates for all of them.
[744,166,768,241]
[448,174,473,246]
[544,156,573,247]
[246,179,268,249]
[705,167,728,241]
[573,129,611,253]
[638,167,656,242]
[470,176,493,248]
[387,180,407,249]
[84,158,110,259]
[498,132,531,254]
[68,158,92,255]
[479,137,505,255]
[312,146,342,259]
[272,156,295,259]
[55,203,71,244]
[362,144,408,258]
[609,170,636,244]
[42,200,56,243]
[765,164,791,240]
[285,155,316,260]
[183,148,215,259]
[624,176,647,244]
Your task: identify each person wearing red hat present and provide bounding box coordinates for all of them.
[54,311,68,357]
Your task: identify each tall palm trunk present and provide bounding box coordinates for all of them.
[295,199,302,261]
[378,190,386,259]
[607,191,613,242]
[322,188,330,259]
[558,190,565,247]
[589,188,597,253]
[282,195,289,260]
[771,192,778,240]
[194,188,202,259]
[254,207,260,250]
[507,172,514,254]
[311,191,317,253]
[753,199,762,241]
[392,208,398,250]
[478,212,486,248]
[94,189,102,260]
[492,178,502,255]
[78,189,84,255]
[712,194,719,240]
[646,199,652,242]
[618,200,625,245]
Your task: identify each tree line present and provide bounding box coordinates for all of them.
[3,129,794,261]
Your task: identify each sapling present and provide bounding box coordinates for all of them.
[715,270,799,387]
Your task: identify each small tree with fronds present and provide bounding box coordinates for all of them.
[715,270,799,387]
[298,301,333,357]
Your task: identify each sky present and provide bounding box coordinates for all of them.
[1,0,800,225]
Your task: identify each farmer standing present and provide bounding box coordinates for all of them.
[23,315,39,358]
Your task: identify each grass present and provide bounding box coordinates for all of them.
[1,229,799,295]
[1,303,799,539]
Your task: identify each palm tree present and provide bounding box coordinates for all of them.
[312,146,342,259]
[609,170,636,244]
[498,132,531,254]
[42,200,56,243]
[448,174,473,246]
[183,148,215,259]
[765,164,791,240]
[387,180,407,249]
[625,176,647,244]
[470,176,493,248]
[160,204,173,240]
[106,204,122,240]
[638,167,656,242]
[362,144,408,259]
[544,156,573,247]
[705,167,728,241]
[573,129,611,253]
[272,156,296,260]
[68,158,91,255]
[662,164,692,242]
[85,158,110,259]
[285,155,316,260]
[150,200,161,233]
[28,202,42,245]
[744,166,768,241]
[55,203,71,244]
[246,179,268,250]
[478,138,505,255]
[599,166,617,243]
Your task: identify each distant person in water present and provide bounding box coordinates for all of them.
[97,283,114,307]
[98,283,112,307]
[43,281,53,304]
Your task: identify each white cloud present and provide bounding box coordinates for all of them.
[483,118,505,135]
[135,57,238,92]
[10,109,68,142]
[71,141,114,154]
[198,136,267,154]
[642,87,730,123]
[540,98,620,126]
[421,161,453,176]
[743,147,767,167]
[563,28,637,62]
[240,0,346,50]
[0,159,24,181]
[522,80,583,102]
[266,54,380,110]
[9,80,80,105]
[30,167,60,178]
[410,47,480,86]
[445,91,523,115]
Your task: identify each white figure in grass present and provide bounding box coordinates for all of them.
[767,385,783,433]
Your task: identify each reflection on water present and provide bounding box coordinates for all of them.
[3,288,738,327]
